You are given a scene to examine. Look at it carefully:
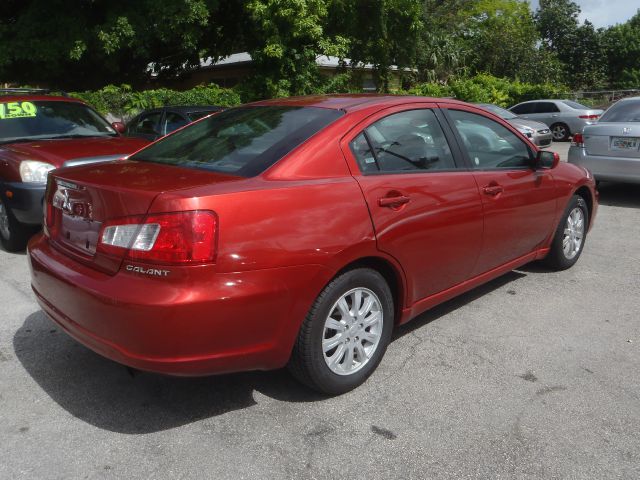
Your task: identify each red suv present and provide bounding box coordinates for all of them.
[28,95,597,394]
[0,89,149,251]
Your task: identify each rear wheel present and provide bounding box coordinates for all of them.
[288,268,394,395]
[544,195,588,270]
[551,123,570,142]
[0,197,33,252]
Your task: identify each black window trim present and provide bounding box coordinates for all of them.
[439,107,536,172]
[348,107,468,176]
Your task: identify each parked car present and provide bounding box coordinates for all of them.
[568,96,640,184]
[476,103,552,147]
[28,95,597,395]
[509,99,603,142]
[0,89,149,252]
[125,105,223,141]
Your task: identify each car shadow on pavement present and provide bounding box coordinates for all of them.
[14,270,527,434]
[597,182,640,208]
[13,311,326,434]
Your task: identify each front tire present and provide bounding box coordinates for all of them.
[544,195,588,270]
[0,197,33,252]
[288,268,394,395]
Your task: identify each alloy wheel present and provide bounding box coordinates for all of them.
[322,287,383,376]
[552,124,567,141]
[563,207,584,260]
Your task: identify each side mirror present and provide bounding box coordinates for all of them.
[534,150,559,170]
[111,121,126,134]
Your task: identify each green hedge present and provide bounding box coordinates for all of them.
[407,73,571,107]
[71,83,241,117]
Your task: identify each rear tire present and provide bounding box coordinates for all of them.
[288,268,394,395]
[551,123,570,142]
[0,197,33,252]
[544,195,588,270]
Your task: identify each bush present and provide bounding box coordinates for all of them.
[407,74,570,107]
[71,83,241,118]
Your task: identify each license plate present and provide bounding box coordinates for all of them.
[611,137,640,150]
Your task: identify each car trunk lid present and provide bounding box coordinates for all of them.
[45,160,243,274]
[583,123,640,158]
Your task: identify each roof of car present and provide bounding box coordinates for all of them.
[134,105,224,115]
[248,94,468,111]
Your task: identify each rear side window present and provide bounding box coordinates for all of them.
[510,103,534,115]
[448,109,532,169]
[350,109,456,174]
[534,102,560,113]
[599,100,640,122]
[131,106,343,177]
[128,112,162,136]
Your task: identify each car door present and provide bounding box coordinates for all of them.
[441,105,557,275]
[529,101,561,128]
[340,104,484,305]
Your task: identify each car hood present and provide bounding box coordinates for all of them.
[508,118,550,132]
[1,136,149,168]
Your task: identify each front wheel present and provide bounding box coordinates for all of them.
[0,197,33,252]
[288,268,394,395]
[544,195,589,270]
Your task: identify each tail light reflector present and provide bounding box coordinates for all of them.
[578,114,600,120]
[97,210,217,264]
[572,133,584,147]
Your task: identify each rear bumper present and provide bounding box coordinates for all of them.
[0,181,45,225]
[568,146,640,183]
[532,131,553,148]
[28,234,328,376]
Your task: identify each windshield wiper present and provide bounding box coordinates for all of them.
[47,134,114,140]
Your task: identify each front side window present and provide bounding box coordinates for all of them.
[350,109,456,174]
[0,100,116,144]
[448,109,532,169]
[163,112,189,135]
[128,112,162,136]
[131,106,343,177]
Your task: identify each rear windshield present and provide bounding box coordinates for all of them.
[131,106,343,177]
[599,100,640,122]
[562,100,589,110]
[478,104,518,120]
[0,100,116,144]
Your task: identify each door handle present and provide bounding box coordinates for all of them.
[551,114,559,117]
[482,185,503,196]
[378,195,411,208]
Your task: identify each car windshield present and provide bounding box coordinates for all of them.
[599,100,640,122]
[0,100,116,144]
[131,106,344,177]
[562,100,590,110]
[478,104,518,120]
[188,111,218,121]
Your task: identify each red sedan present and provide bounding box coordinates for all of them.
[28,95,597,394]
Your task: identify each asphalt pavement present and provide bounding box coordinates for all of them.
[1,144,639,479]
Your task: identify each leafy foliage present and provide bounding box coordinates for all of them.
[71,84,241,118]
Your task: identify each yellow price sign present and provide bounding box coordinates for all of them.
[0,101,37,120]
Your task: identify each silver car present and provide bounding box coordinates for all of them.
[476,103,553,147]
[568,97,640,184]
[509,99,603,142]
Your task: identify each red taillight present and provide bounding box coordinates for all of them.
[578,114,600,120]
[572,133,584,147]
[97,210,217,265]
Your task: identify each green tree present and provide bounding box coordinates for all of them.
[0,0,244,89]
[602,11,640,88]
